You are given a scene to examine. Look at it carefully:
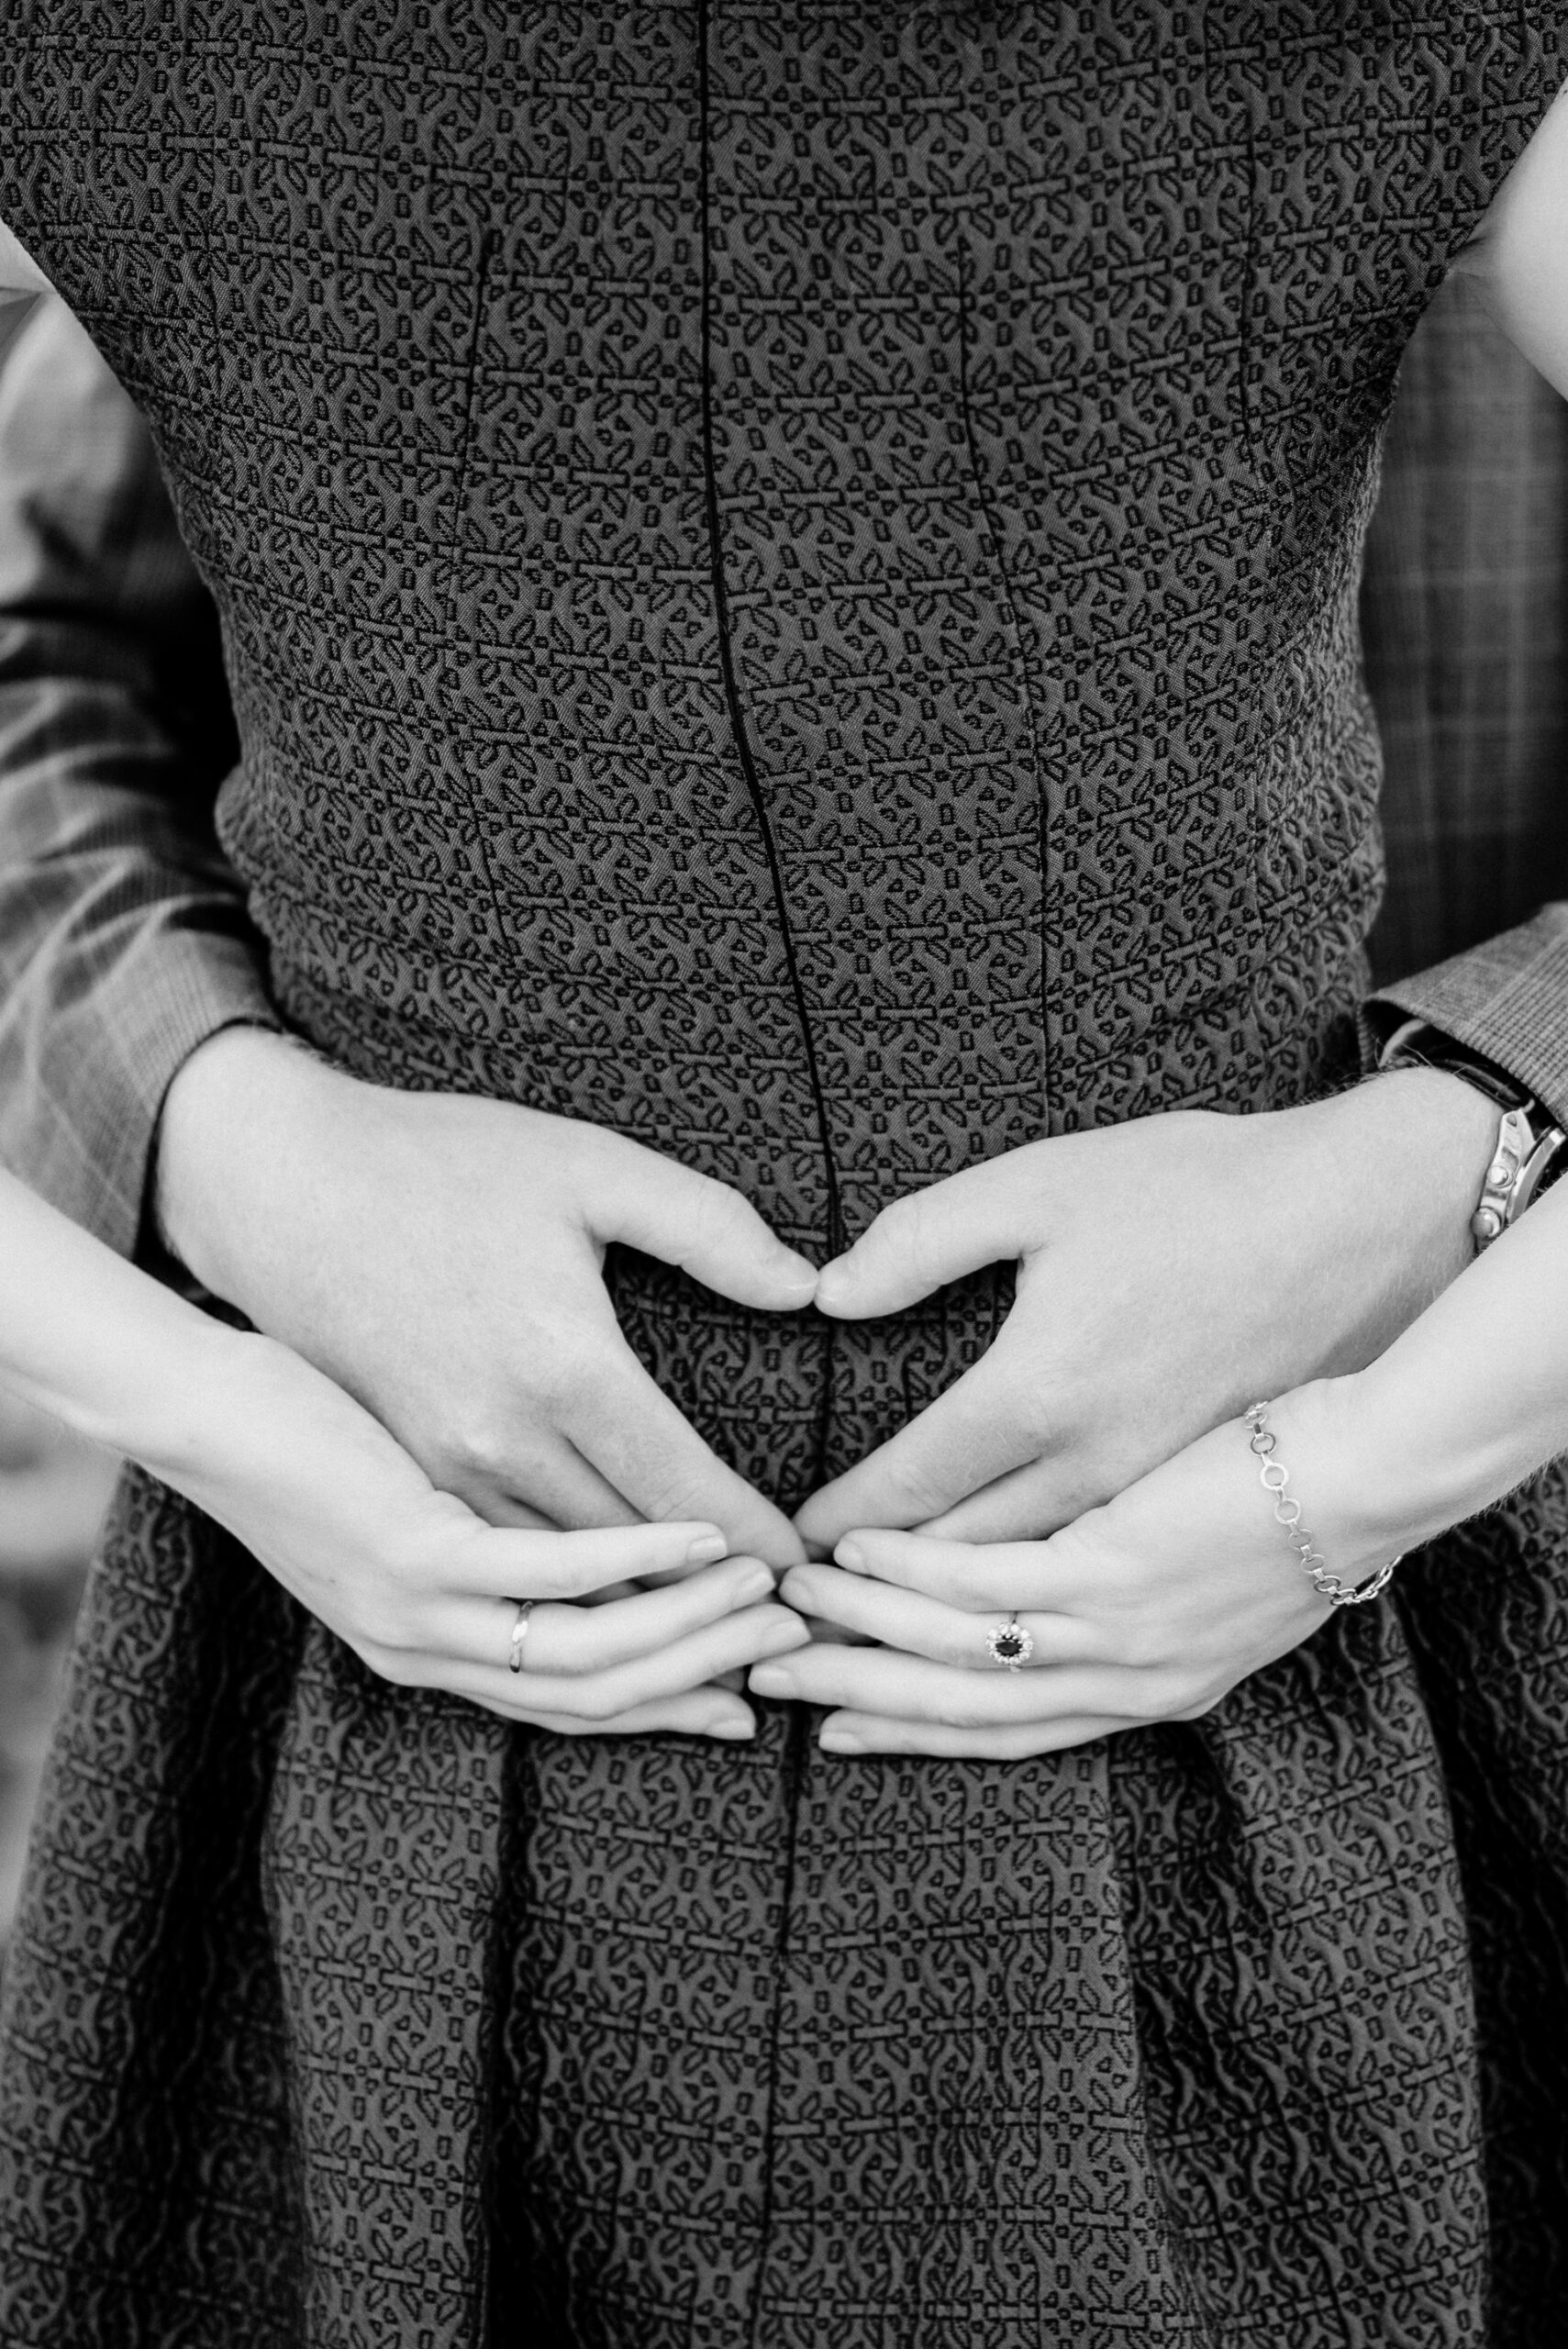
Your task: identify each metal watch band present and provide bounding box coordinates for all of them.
[1467,1105,1565,1248]
[1379,1018,1568,1250]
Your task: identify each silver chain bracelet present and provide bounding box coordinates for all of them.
[1244,1401,1401,1607]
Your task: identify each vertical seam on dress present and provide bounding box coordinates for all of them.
[954,239,1051,1130]
[695,17,827,2345]
[695,0,845,1296]
[741,1703,810,2349]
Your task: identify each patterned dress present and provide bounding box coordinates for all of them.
[3,7,1568,2345]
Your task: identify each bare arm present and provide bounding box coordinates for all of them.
[765,1167,1568,1758]
[1459,76,1568,398]
[0,1162,804,1734]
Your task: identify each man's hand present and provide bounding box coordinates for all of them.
[795,1073,1498,1555]
[158,1028,817,1569]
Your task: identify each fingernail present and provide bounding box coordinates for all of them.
[749,1663,795,1698]
[710,1714,755,1741]
[819,1728,864,1754]
[836,1538,865,1572]
[686,1531,728,1564]
[731,1561,775,1605]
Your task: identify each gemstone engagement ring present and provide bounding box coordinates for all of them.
[985,1611,1034,1671]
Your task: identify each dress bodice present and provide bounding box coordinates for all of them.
[5,17,1568,2349]
[7,6,1555,1252]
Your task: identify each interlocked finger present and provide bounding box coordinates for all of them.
[567,1349,805,1568]
[460,1431,639,1534]
[440,1599,806,1724]
[470,1687,762,1741]
[819,1710,1141,1759]
[439,1515,734,1605]
[780,1563,1090,1671]
[795,1348,1038,1547]
[830,1526,1087,1615]
[484,1555,776,1677]
[917,1453,1099,1545]
[751,1642,1153,1727]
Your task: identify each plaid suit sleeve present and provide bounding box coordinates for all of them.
[0,295,280,1259]
[1363,907,1568,1123]
[1362,273,1568,1125]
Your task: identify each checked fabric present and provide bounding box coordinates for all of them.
[3,7,1568,2346]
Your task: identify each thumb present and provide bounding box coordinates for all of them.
[587,1142,818,1311]
[815,1156,1039,1319]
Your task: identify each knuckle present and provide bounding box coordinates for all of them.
[579,1681,628,1723]
[684,1172,751,1246]
[1116,1617,1171,1672]
[357,1639,417,1688]
[367,1566,431,1648]
[1015,1380,1066,1448]
[640,1463,719,1522]
[1144,1666,1203,1718]
[527,1553,587,1603]
[881,1189,938,1280]
[431,1408,511,1485]
[371,1608,422,1659]
[882,1455,951,1521]
[1173,1671,1231,1721]
[545,1674,618,1723]
[535,1331,606,1416]
[512,1355,580,1430]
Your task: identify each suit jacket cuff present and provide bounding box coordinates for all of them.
[1362,903,1568,1127]
[0,932,281,1267]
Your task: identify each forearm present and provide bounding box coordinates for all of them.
[0,725,282,1258]
[0,1162,243,1478]
[1291,1182,1568,1567]
[0,295,278,1256]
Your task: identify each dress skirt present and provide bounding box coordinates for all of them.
[4,1283,1568,2349]
[4,6,1568,2344]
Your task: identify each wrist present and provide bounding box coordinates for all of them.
[1250,1378,1409,1590]
[130,1322,308,1494]
[1362,1065,1500,1280]
[1264,1364,1494,1580]
[1371,1062,1501,1195]
[154,1026,338,1303]
[1375,1020,1568,1249]
[50,1282,251,1483]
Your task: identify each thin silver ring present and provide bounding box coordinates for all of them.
[508,1598,536,1675]
[985,1611,1034,1672]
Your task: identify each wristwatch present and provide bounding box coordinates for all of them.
[1378,1017,1568,1250]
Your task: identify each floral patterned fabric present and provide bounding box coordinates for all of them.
[3,7,1568,2343]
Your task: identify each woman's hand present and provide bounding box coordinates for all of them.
[758,1385,1385,1756]
[169,1325,808,1737]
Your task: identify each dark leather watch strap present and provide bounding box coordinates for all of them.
[1377,1017,1533,1113]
